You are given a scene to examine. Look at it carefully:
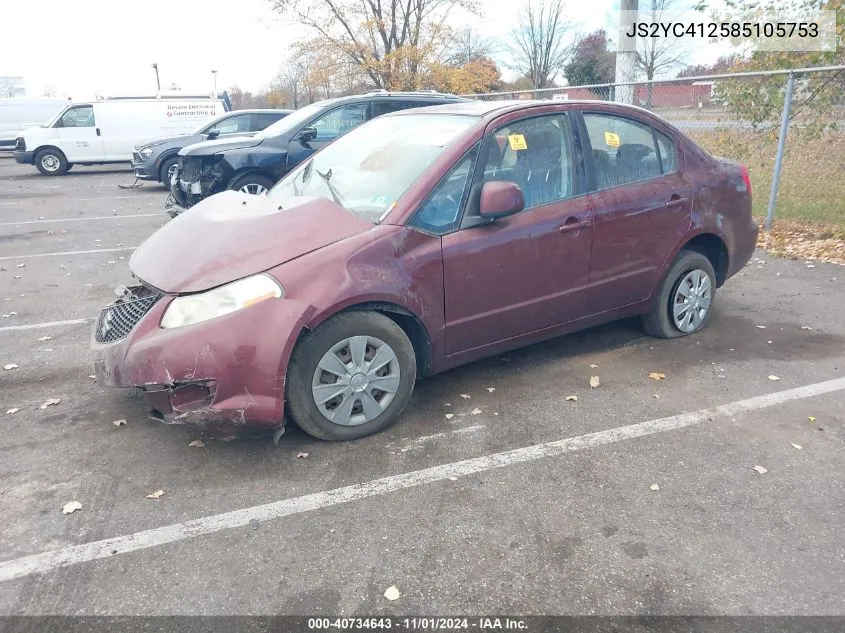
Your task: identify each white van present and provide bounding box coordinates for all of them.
[13,95,227,175]
[0,99,67,149]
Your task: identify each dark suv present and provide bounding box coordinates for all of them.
[166,91,466,215]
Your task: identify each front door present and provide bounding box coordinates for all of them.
[54,105,104,162]
[440,112,593,355]
[286,103,368,171]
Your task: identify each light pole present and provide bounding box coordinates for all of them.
[151,63,161,95]
[211,69,218,96]
[614,0,638,104]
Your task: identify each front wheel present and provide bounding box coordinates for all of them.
[286,312,417,441]
[643,250,717,338]
[159,156,179,185]
[34,148,69,176]
[230,173,275,196]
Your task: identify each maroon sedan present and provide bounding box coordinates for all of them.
[92,100,757,441]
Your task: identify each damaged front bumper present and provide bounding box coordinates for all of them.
[91,284,315,437]
[166,159,227,218]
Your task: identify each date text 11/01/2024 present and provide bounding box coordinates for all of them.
[307,617,528,630]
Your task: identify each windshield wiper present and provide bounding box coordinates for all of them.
[315,168,345,207]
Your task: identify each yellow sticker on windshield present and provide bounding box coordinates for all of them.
[508,134,528,151]
[604,131,620,148]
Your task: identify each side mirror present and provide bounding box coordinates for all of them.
[295,127,318,143]
[206,130,220,140]
[478,181,524,220]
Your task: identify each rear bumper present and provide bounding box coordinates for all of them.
[13,151,34,164]
[92,294,315,436]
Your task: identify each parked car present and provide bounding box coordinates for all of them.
[166,90,467,215]
[93,99,758,442]
[13,94,227,176]
[0,98,67,150]
[131,109,292,185]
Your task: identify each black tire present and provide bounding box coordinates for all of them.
[286,311,417,441]
[65,164,74,172]
[643,249,717,339]
[34,148,69,176]
[158,156,179,185]
[229,173,275,196]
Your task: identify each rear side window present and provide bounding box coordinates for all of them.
[583,113,673,189]
[371,101,421,117]
[254,112,284,130]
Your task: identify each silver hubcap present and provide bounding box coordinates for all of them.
[240,183,267,195]
[312,335,401,426]
[672,269,712,332]
[41,155,60,171]
[167,163,178,181]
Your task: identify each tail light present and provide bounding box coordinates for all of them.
[740,164,752,195]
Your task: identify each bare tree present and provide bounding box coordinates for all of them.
[510,0,574,89]
[636,0,687,102]
[447,26,495,66]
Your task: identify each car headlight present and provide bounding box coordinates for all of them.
[160,274,284,329]
[138,146,154,160]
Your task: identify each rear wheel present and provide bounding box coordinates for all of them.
[159,156,179,185]
[286,312,417,441]
[230,173,274,196]
[35,148,68,176]
[643,250,716,338]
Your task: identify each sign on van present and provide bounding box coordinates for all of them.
[166,104,220,118]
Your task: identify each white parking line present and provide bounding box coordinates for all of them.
[1,376,843,583]
[0,195,160,206]
[0,247,135,261]
[0,214,158,225]
[0,318,91,333]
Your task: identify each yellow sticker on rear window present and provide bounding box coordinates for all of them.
[604,131,620,148]
[508,134,528,151]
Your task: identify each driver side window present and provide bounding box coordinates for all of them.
[58,106,95,128]
[409,145,479,235]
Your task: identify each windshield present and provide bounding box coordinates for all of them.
[42,105,71,128]
[269,113,477,222]
[255,101,331,139]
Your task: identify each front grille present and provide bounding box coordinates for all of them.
[15,137,25,151]
[131,151,142,163]
[95,287,161,343]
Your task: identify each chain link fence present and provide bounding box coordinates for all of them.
[462,66,845,232]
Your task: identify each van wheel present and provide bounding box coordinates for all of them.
[230,173,274,196]
[286,312,417,441]
[35,149,69,176]
[159,157,179,185]
[643,250,717,338]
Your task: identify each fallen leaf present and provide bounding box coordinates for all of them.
[188,440,205,448]
[807,264,816,269]
[648,372,666,381]
[752,465,768,474]
[589,376,600,389]
[112,419,127,427]
[486,387,495,393]
[37,336,52,342]
[107,260,116,265]
[650,484,660,491]
[768,375,781,381]
[3,363,18,370]
[297,452,309,458]
[800,326,813,330]
[470,407,481,415]
[790,442,802,450]
[220,435,237,442]
[589,364,598,368]
[755,325,766,329]
[88,374,96,379]
[16,263,25,268]
[6,408,20,414]
[145,489,165,499]
[565,395,578,402]
[808,416,816,422]
[62,501,83,515]
[449,476,458,481]
[444,403,451,407]
[445,413,455,420]
[653,394,660,399]
[460,393,471,399]
[383,585,400,601]
[39,398,61,409]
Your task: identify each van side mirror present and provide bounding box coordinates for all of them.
[295,127,318,143]
[478,181,524,220]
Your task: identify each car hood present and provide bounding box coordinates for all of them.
[179,136,262,156]
[130,190,373,293]
[137,133,205,150]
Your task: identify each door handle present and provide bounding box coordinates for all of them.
[96,128,101,136]
[665,196,688,208]
[558,216,591,233]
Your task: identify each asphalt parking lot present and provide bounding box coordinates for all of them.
[0,157,844,618]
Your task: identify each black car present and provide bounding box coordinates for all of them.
[132,109,291,185]
[167,90,466,215]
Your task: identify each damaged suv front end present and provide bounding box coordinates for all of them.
[167,154,230,215]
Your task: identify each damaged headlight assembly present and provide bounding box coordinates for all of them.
[160,274,284,329]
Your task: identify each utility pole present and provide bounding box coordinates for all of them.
[151,63,161,96]
[615,0,638,104]
[211,70,218,96]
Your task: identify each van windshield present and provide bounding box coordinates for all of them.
[43,106,70,128]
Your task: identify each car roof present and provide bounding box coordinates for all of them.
[229,108,294,114]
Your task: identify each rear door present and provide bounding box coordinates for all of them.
[54,105,105,161]
[578,110,692,314]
